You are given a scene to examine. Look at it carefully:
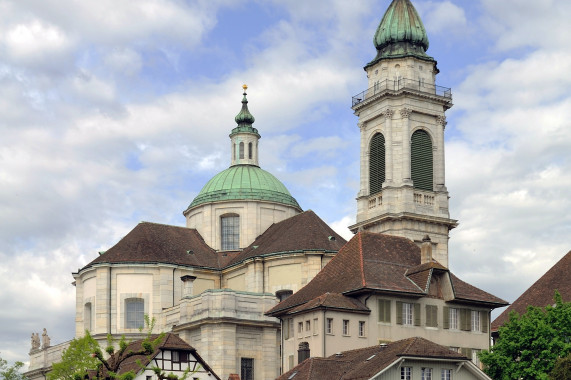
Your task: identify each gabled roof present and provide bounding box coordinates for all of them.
[227,210,346,266]
[492,250,571,332]
[95,333,220,380]
[267,232,507,316]
[277,337,471,380]
[84,222,220,269]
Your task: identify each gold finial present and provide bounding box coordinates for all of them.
[242,84,248,91]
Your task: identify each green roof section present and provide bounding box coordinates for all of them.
[367,0,434,67]
[186,165,301,210]
[231,84,260,138]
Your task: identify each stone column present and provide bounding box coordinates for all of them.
[400,108,412,184]
[384,109,394,185]
[435,115,447,191]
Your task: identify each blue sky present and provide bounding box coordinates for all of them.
[1,0,570,366]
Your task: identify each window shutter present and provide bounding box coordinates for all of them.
[482,311,489,333]
[443,306,449,329]
[461,348,472,358]
[426,305,437,327]
[460,309,470,331]
[369,133,386,195]
[385,300,391,322]
[411,130,433,191]
[396,301,403,325]
[378,300,391,323]
[414,303,421,326]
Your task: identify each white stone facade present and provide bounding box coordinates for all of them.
[350,56,457,267]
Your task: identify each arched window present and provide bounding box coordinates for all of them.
[232,143,236,161]
[411,129,433,191]
[221,214,239,250]
[369,133,385,195]
[125,298,144,329]
[84,302,92,331]
[239,142,244,159]
[248,142,253,159]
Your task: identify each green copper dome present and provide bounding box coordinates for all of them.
[186,165,301,210]
[368,0,434,66]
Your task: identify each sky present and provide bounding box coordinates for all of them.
[1,0,570,366]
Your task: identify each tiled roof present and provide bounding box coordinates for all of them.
[95,333,220,380]
[85,222,221,269]
[267,232,507,316]
[82,211,345,272]
[286,292,369,315]
[277,337,467,380]
[227,210,346,266]
[492,250,571,332]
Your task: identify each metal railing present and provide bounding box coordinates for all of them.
[352,78,452,107]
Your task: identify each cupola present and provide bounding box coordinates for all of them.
[230,84,261,166]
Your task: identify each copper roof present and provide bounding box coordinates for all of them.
[492,250,571,332]
[267,232,507,316]
[277,337,467,380]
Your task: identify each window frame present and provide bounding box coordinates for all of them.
[326,318,333,334]
[401,366,412,380]
[421,367,433,380]
[240,358,254,380]
[441,369,452,380]
[342,320,350,336]
[471,310,481,332]
[124,297,144,329]
[358,321,366,337]
[220,214,240,251]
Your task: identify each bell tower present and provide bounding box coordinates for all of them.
[349,0,457,266]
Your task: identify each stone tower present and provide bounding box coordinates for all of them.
[349,0,457,266]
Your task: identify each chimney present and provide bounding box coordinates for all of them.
[276,289,293,302]
[421,235,432,264]
[181,275,197,297]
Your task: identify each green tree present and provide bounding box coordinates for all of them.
[0,355,27,380]
[48,332,100,380]
[550,353,571,380]
[480,291,571,380]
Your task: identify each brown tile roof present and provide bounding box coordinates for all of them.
[286,292,369,315]
[277,337,468,380]
[267,232,507,316]
[95,333,220,380]
[492,250,571,332]
[83,211,346,272]
[227,210,346,266]
[86,222,221,269]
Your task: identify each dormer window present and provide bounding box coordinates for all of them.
[172,350,189,363]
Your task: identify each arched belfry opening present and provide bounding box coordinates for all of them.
[411,129,433,191]
[369,132,385,195]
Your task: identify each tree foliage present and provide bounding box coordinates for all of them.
[550,353,571,380]
[48,332,100,380]
[480,291,571,380]
[0,356,27,380]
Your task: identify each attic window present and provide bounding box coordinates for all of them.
[172,351,189,363]
[328,236,336,241]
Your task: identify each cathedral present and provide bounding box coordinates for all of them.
[27,1,508,380]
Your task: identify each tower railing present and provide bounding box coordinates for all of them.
[352,78,452,107]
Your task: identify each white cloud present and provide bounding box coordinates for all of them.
[419,1,468,36]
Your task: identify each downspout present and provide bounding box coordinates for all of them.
[322,310,326,357]
[108,266,112,334]
[172,267,176,306]
[280,318,284,374]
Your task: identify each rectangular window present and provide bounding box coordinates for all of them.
[426,305,438,327]
[421,367,432,380]
[359,321,365,337]
[342,320,350,336]
[305,320,311,332]
[401,367,412,380]
[298,322,303,334]
[378,299,391,323]
[125,298,144,329]
[313,318,318,335]
[449,347,460,353]
[172,351,188,363]
[403,303,413,325]
[449,308,459,330]
[284,318,294,340]
[326,318,333,334]
[221,215,240,250]
[472,349,481,366]
[241,358,254,380]
[471,310,481,332]
[441,369,451,380]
